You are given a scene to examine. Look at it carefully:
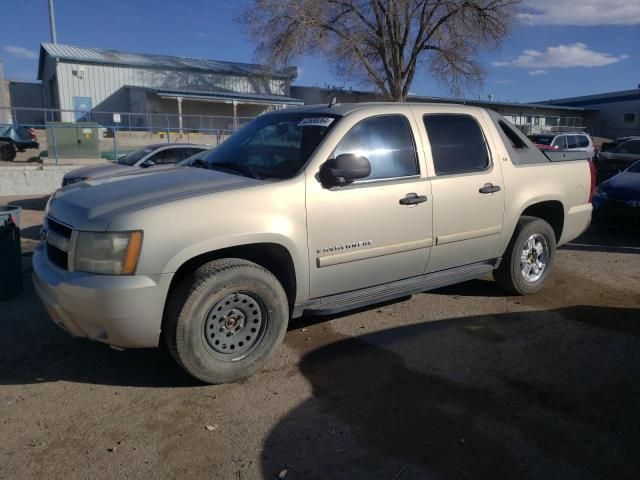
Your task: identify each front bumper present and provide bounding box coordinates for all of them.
[32,243,173,348]
[592,197,640,230]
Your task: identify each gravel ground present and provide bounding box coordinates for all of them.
[1,196,639,479]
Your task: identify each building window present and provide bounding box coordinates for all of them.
[623,112,636,123]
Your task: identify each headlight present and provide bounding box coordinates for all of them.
[594,186,608,198]
[74,231,143,275]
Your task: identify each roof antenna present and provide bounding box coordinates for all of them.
[328,95,338,107]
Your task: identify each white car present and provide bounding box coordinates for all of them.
[529,133,595,158]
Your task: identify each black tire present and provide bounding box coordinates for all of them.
[164,258,289,384]
[0,142,16,161]
[493,216,557,295]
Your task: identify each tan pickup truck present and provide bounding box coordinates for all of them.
[33,103,593,383]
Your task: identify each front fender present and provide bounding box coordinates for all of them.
[163,232,308,302]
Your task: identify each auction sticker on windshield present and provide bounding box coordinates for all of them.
[298,117,335,127]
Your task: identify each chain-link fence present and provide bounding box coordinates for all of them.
[1,106,254,164]
[503,113,586,135]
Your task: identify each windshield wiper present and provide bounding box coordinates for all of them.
[208,161,261,180]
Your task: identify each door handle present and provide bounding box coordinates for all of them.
[479,183,501,194]
[399,192,428,205]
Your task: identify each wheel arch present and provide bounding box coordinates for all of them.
[520,200,565,243]
[164,242,299,313]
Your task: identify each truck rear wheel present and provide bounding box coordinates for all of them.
[0,142,16,161]
[164,258,289,384]
[493,216,556,295]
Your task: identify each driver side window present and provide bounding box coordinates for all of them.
[333,115,418,181]
[552,136,566,149]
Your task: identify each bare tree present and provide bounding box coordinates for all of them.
[238,0,519,101]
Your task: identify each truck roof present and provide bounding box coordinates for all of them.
[271,102,488,116]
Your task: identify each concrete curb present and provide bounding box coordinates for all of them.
[0,165,79,195]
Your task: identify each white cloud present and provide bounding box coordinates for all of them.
[493,43,629,71]
[518,0,640,26]
[528,70,548,76]
[4,45,38,59]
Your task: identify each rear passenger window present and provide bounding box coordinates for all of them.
[498,121,528,149]
[333,115,418,180]
[578,136,590,148]
[423,114,489,175]
[566,136,578,149]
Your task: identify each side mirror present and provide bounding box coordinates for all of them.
[320,154,371,186]
[141,159,156,168]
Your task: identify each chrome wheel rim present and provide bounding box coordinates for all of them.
[203,292,267,361]
[520,234,548,283]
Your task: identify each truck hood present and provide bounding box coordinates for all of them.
[63,162,133,180]
[48,166,263,230]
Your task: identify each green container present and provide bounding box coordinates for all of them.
[46,122,100,158]
[0,221,22,300]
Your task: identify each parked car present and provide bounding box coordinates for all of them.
[592,160,640,229]
[599,135,639,153]
[34,104,593,384]
[594,137,640,184]
[528,133,595,158]
[0,125,39,161]
[61,143,209,186]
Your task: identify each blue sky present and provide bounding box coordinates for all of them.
[1,0,638,102]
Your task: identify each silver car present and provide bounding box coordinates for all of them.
[61,143,209,186]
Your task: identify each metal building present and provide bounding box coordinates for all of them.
[538,89,640,139]
[37,43,302,129]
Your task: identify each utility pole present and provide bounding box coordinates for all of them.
[48,0,57,44]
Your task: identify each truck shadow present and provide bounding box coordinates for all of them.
[8,195,50,212]
[262,305,640,479]
[561,224,640,254]
[0,273,199,388]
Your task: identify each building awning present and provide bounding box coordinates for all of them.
[155,88,304,106]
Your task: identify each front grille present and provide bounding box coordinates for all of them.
[46,217,72,238]
[45,216,72,271]
[46,243,68,270]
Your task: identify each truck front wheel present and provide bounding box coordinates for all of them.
[0,142,16,161]
[493,216,557,295]
[164,258,289,384]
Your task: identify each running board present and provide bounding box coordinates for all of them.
[293,259,499,317]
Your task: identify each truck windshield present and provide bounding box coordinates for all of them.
[627,161,640,173]
[197,112,341,179]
